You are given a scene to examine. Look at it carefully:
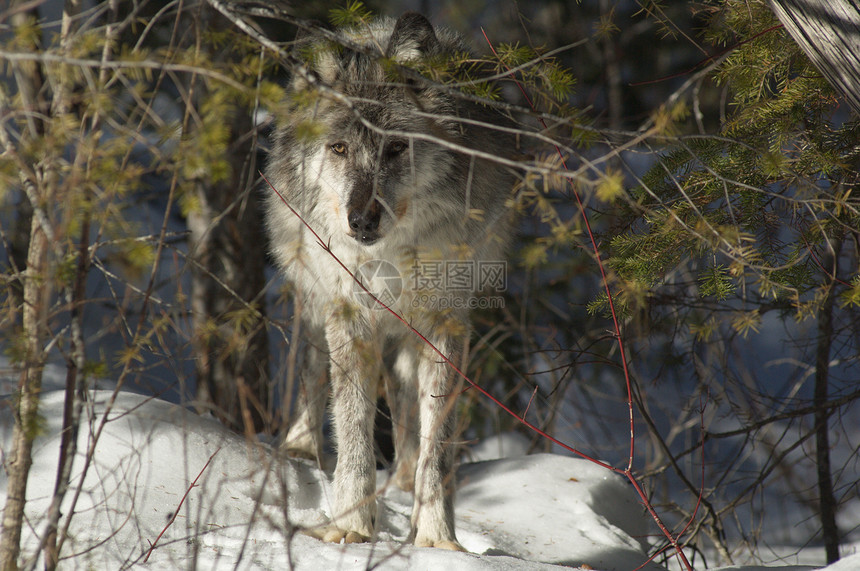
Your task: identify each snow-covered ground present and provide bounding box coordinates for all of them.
[1,383,857,570]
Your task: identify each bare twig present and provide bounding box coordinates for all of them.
[143,448,220,563]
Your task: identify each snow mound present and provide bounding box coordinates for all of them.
[819,553,860,571]
[1,390,846,570]
[1,390,658,570]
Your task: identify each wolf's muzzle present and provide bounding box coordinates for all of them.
[348,202,382,244]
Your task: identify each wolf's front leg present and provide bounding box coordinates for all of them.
[411,336,465,551]
[283,331,328,461]
[324,325,378,543]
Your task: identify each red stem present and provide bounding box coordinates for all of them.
[143,448,220,563]
[480,28,693,570]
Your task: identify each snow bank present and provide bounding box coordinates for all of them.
[0,390,654,569]
[0,390,844,570]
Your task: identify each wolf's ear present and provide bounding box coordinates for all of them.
[290,21,333,90]
[386,12,439,61]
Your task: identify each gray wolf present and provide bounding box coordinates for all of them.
[264,12,516,550]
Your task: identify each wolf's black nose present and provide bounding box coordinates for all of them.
[348,205,381,244]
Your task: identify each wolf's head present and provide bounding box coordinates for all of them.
[273,13,484,248]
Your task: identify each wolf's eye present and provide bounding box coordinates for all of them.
[330,142,348,156]
[387,141,407,157]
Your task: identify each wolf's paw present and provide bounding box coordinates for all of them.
[303,526,371,544]
[325,528,370,544]
[414,536,466,551]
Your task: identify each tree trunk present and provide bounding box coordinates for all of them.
[599,0,623,131]
[0,217,50,571]
[769,0,860,115]
[813,243,840,564]
[42,214,89,570]
[0,3,55,568]
[188,111,271,434]
[6,0,47,322]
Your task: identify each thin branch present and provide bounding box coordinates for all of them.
[143,448,220,563]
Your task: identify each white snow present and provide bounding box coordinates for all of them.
[0,388,851,570]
